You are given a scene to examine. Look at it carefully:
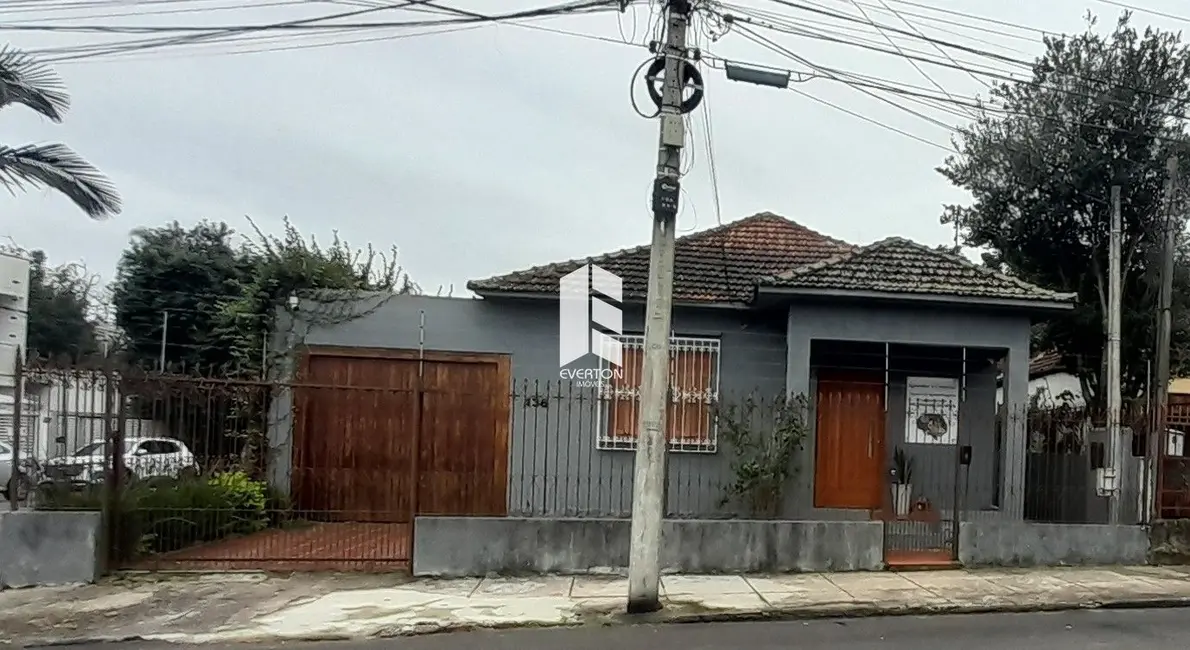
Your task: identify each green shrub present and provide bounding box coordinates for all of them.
[36,471,274,560]
[208,470,268,515]
[265,483,296,527]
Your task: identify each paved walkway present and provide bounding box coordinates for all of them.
[1,566,1189,645]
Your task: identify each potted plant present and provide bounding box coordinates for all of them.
[891,447,914,517]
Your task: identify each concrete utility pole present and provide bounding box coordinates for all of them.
[1107,185,1122,525]
[627,0,695,615]
[158,310,169,372]
[1153,155,1180,520]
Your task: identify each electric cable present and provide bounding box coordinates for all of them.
[844,0,979,119]
[867,0,993,90]
[716,6,1190,124]
[11,0,621,62]
[630,57,661,119]
[740,0,1190,112]
[1093,0,1190,24]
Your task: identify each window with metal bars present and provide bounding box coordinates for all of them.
[595,334,720,452]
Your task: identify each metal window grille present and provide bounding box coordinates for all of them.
[595,335,720,453]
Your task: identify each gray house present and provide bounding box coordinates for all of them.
[273,213,1080,563]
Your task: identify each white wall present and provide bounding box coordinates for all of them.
[25,376,164,459]
[995,371,1085,408]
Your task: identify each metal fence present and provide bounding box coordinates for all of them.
[507,380,803,519]
[2,358,1180,571]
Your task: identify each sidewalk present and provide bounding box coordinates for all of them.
[2,566,1190,645]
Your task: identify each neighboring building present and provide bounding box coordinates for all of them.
[0,251,30,392]
[0,252,31,459]
[270,212,1087,549]
[995,351,1085,408]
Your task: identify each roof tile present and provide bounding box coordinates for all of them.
[466,212,854,303]
[759,237,1076,304]
[468,218,1075,307]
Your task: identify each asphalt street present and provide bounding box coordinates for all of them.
[51,607,1190,650]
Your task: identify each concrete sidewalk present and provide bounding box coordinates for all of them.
[2,566,1190,645]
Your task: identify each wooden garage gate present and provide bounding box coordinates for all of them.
[288,347,510,565]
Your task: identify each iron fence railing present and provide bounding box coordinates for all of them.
[5,357,1186,569]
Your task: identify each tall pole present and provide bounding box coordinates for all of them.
[158,310,169,372]
[628,0,692,615]
[1153,155,1180,521]
[1107,185,1122,525]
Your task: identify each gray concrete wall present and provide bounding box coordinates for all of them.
[268,295,788,518]
[0,511,104,588]
[1149,519,1190,564]
[412,516,884,577]
[958,521,1149,567]
[882,355,1000,514]
[786,302,1033,519]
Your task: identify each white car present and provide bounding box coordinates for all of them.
[0,441,35,501]
[41,437,199,487]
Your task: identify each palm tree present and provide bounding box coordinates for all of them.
[0,46,120,218]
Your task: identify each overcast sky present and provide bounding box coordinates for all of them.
[3,0,1188,297]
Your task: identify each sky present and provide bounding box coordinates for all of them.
[2,0,1189,297]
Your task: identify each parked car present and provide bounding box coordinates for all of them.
[40,437,199,488]
[0,441,36,501]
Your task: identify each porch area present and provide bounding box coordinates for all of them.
[799,339,1014,565]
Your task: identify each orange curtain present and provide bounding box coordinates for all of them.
[605,346,714,444]
[667,349,714,444]
[606,347,643,439]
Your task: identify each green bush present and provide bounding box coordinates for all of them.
[265,483,296,527]
[36,471,274,560]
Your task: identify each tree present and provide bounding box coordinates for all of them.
[110,221,248,371]
[26,250,99,361]
[111,217,417,375]
[214,217,417,376]
[0,46,120,218]
[938,13,1190,405]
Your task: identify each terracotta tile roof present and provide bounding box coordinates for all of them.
[466,212,855,303]
[759,237,1076,305]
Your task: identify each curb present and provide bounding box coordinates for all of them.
[20,636,150,648]
[639,595,1190,626]
[14,596,1190,646]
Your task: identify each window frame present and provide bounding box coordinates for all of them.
[594,334,721,453]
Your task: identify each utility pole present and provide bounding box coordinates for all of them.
[627,0,696,615]
[1107,185,1122,525]
[1153,155,1180,521]
[158,310,169,372]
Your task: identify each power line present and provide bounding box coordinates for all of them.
[735,23,958,131]
[785,83,950,149]
[0,0,613,33]
[868,0,992,90]
[27,0,452,63]
[25,0,621,62]
[717,34,1190,151]
[744,0,1190,112]
[1093,0,1190,24]
[0,0,314,23]
[874,0,1059,38]
[717,5,1190,124]
[844,0,979,118]
[33,15,637,63]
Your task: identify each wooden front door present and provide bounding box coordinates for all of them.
[813,372,886,509]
